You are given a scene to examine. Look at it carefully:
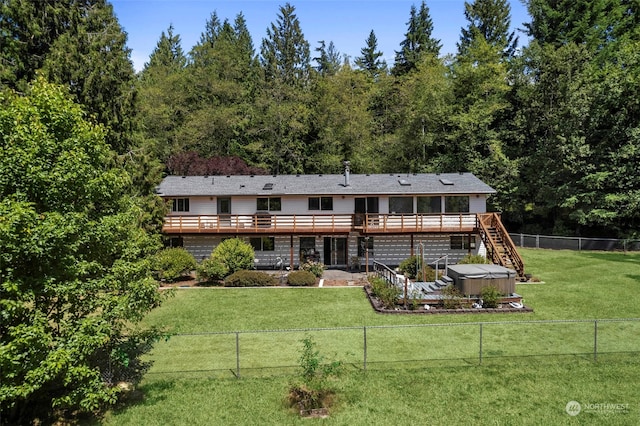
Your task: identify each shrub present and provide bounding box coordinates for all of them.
[224,270,277,287]
[441,285,463,309]
[152,247,197,282]
[288,270,316,286]
[398,255,419,279]
[288,336,342,414]
[299,260,324,278]
[415,266,438,282]
[480,285,502,308]
[211,238,255,275]
[369,276,399,309]
[458,254,490,264]
[196,258,228,283]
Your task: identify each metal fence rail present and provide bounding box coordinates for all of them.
[509,233,640,251]
[146,318,640,379]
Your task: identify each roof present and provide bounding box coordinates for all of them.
[156,172,496,197]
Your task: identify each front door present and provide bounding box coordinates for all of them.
[324,237,347,266]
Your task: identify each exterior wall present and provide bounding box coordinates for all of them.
[168,193,489,216]
[182,233,483,269]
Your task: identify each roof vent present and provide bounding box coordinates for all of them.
[439,178,454,186]
[263,183,274,190]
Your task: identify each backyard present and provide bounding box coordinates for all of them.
[101,248,640,425]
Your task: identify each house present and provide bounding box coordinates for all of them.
[156,165,524,277]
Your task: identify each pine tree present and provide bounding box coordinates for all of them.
[313,40,341,76]
[393,1,441,76]
[260,2,311,86]
[355,30,387,78]
[458,0,518,57]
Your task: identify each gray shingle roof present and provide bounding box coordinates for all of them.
[156,172,496,197]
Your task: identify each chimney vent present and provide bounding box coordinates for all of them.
[343,160,351,187]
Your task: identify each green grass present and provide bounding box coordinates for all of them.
[103,249,640,425]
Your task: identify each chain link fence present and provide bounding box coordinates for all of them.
[509,233,640,251]
[145,318,640,379]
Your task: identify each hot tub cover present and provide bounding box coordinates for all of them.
[447,264,516,279]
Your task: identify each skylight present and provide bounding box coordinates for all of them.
[263,183,274,190]
[439,178,454,185]
[398,179,411,186]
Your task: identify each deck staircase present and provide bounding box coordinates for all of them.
[477,213,525,279]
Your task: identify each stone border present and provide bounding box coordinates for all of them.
[363,285,534,314]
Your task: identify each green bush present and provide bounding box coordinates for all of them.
[398,255,419,279]
[152,247,197,282]
[441,285,463,309]
[480,285,502,308]
[458,254,490,264]
[212,238,255,274]
[196,258,228,283]
[224,270,277,287]
[369,276,399,309]
[299,260,324,278]
[287,270,316,286]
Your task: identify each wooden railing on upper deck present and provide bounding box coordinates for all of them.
[162,213,479,234]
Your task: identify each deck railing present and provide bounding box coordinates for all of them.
[162,213,480,234]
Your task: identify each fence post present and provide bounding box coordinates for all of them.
[579,237,582,251]
[593,320,598,362]
[363,326,368,372]
[479,323,483,365]
[236,332,240,379]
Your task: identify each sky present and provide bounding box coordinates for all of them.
[110,0,531,72]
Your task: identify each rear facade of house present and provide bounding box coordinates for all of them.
[156,169,524,276]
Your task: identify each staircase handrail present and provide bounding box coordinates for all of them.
[478,213,525,277]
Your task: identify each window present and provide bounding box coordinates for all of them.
[417,196,441,213]
[250,237,275,251]
[308,197,333,211]
[358,237,374,257]
[389,197,413,214]
[172,198,190,212]
[257,197,281,211]
[445,196,469,213]
[450,235,475,250]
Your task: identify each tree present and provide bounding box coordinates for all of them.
[458,0,518,57]
[355,30,387,78]
[260,2,311,86]
[137,25,189,161]
[0,79,166,424]
[393,1,442,75]
[313,40,342,76]
[254,3,312,174]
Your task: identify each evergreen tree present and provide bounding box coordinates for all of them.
[393,1,442,76]
[137,25,189,161]
[313,40,342,76]
[355,30,387,78]
[260,2,311,86]
[458,0,518,57]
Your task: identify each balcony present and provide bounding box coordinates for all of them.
[162,213,479,235]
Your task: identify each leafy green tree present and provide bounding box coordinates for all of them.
[0,79,166,424]
[355,30,387,78]
[393,1,441,75]
[308,66,375,173]
[458,0,518,57]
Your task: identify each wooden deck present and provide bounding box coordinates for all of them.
[162,213,479,234]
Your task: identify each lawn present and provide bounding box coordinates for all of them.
[102,249,640,425]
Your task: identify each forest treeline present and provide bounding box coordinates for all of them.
[2,0,640,238]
